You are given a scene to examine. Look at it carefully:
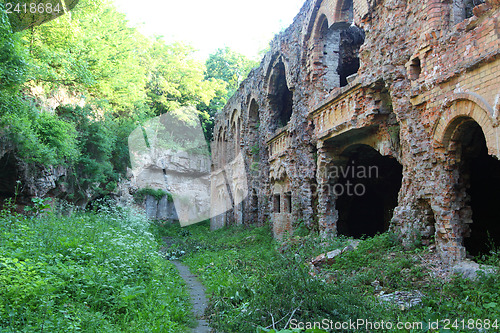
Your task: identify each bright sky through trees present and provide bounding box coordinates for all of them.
[113,0,306,60]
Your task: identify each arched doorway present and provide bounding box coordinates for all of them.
[335,145,402,238]
[455,119,500,256]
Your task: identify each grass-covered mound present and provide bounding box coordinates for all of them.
[0,201,193,332]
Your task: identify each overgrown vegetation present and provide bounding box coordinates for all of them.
[0,0,257,201]
[0,200,193,332]
[156,222,500,332]
[134,188,173,203]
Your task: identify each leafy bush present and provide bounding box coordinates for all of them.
[56,105,124,200]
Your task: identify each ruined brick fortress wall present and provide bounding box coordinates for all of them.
[210,0,500,263]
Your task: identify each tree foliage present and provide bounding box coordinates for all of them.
[205,47,258,96]
[145,40,224,115]
[0,0,259,202]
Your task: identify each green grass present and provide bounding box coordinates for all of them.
[0,201,193,332]
[156,222,500,333]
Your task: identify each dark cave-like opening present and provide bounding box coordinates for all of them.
[269,60,293,128]
[0,153,19,199]
[335,145,402,238]
[459,121,500,257]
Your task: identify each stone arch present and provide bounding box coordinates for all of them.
[216,130,224,166]
[433,94,498,157]
[221,127,228,165]
[247,98,261,163]
[334,0,355,23]
[304,0,356,41]
[306,0,365,89]
[445,118,500,257]
[230,109,241,154]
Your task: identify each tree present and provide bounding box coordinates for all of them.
[23,0,149,115]
[205,47,258,97]
[199,47,258,142]
[144,40,224,115]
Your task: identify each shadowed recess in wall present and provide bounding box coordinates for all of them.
[335,144,402,238]
[457,120,500,257]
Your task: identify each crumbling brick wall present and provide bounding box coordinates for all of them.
[211,0,500,263]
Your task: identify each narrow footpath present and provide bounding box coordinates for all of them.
[172,261,211,333]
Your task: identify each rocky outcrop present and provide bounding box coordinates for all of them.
[127,112,212,225]
[144,194,178,221]
[0,135,68,203]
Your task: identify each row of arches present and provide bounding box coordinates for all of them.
[317,114,500,258]
[310,94,500,259]
[214,0,366,145]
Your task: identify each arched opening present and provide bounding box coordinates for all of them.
[248,99,260,164]
[337,25,365,87]
[335,145,402,238]
[455,119,500,257]
[230,110,240,155]
[268,59,293,129]
[236,118,241,153]
[315,14,341,88]
[248,99,259,129]
[221,131,228,165]
[216,131,224,166]
[309,1,364,89]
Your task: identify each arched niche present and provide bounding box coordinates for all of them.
[334,144,402,238]
[248,98,260,129]
[230,109,241,154]
[445,118,500,257]
[307,0,365,89]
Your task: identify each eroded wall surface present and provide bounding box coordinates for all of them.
[211,0,500,263]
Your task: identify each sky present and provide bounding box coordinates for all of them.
[113,0,306,61]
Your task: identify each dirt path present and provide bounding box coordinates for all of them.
[172,261,211,333]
